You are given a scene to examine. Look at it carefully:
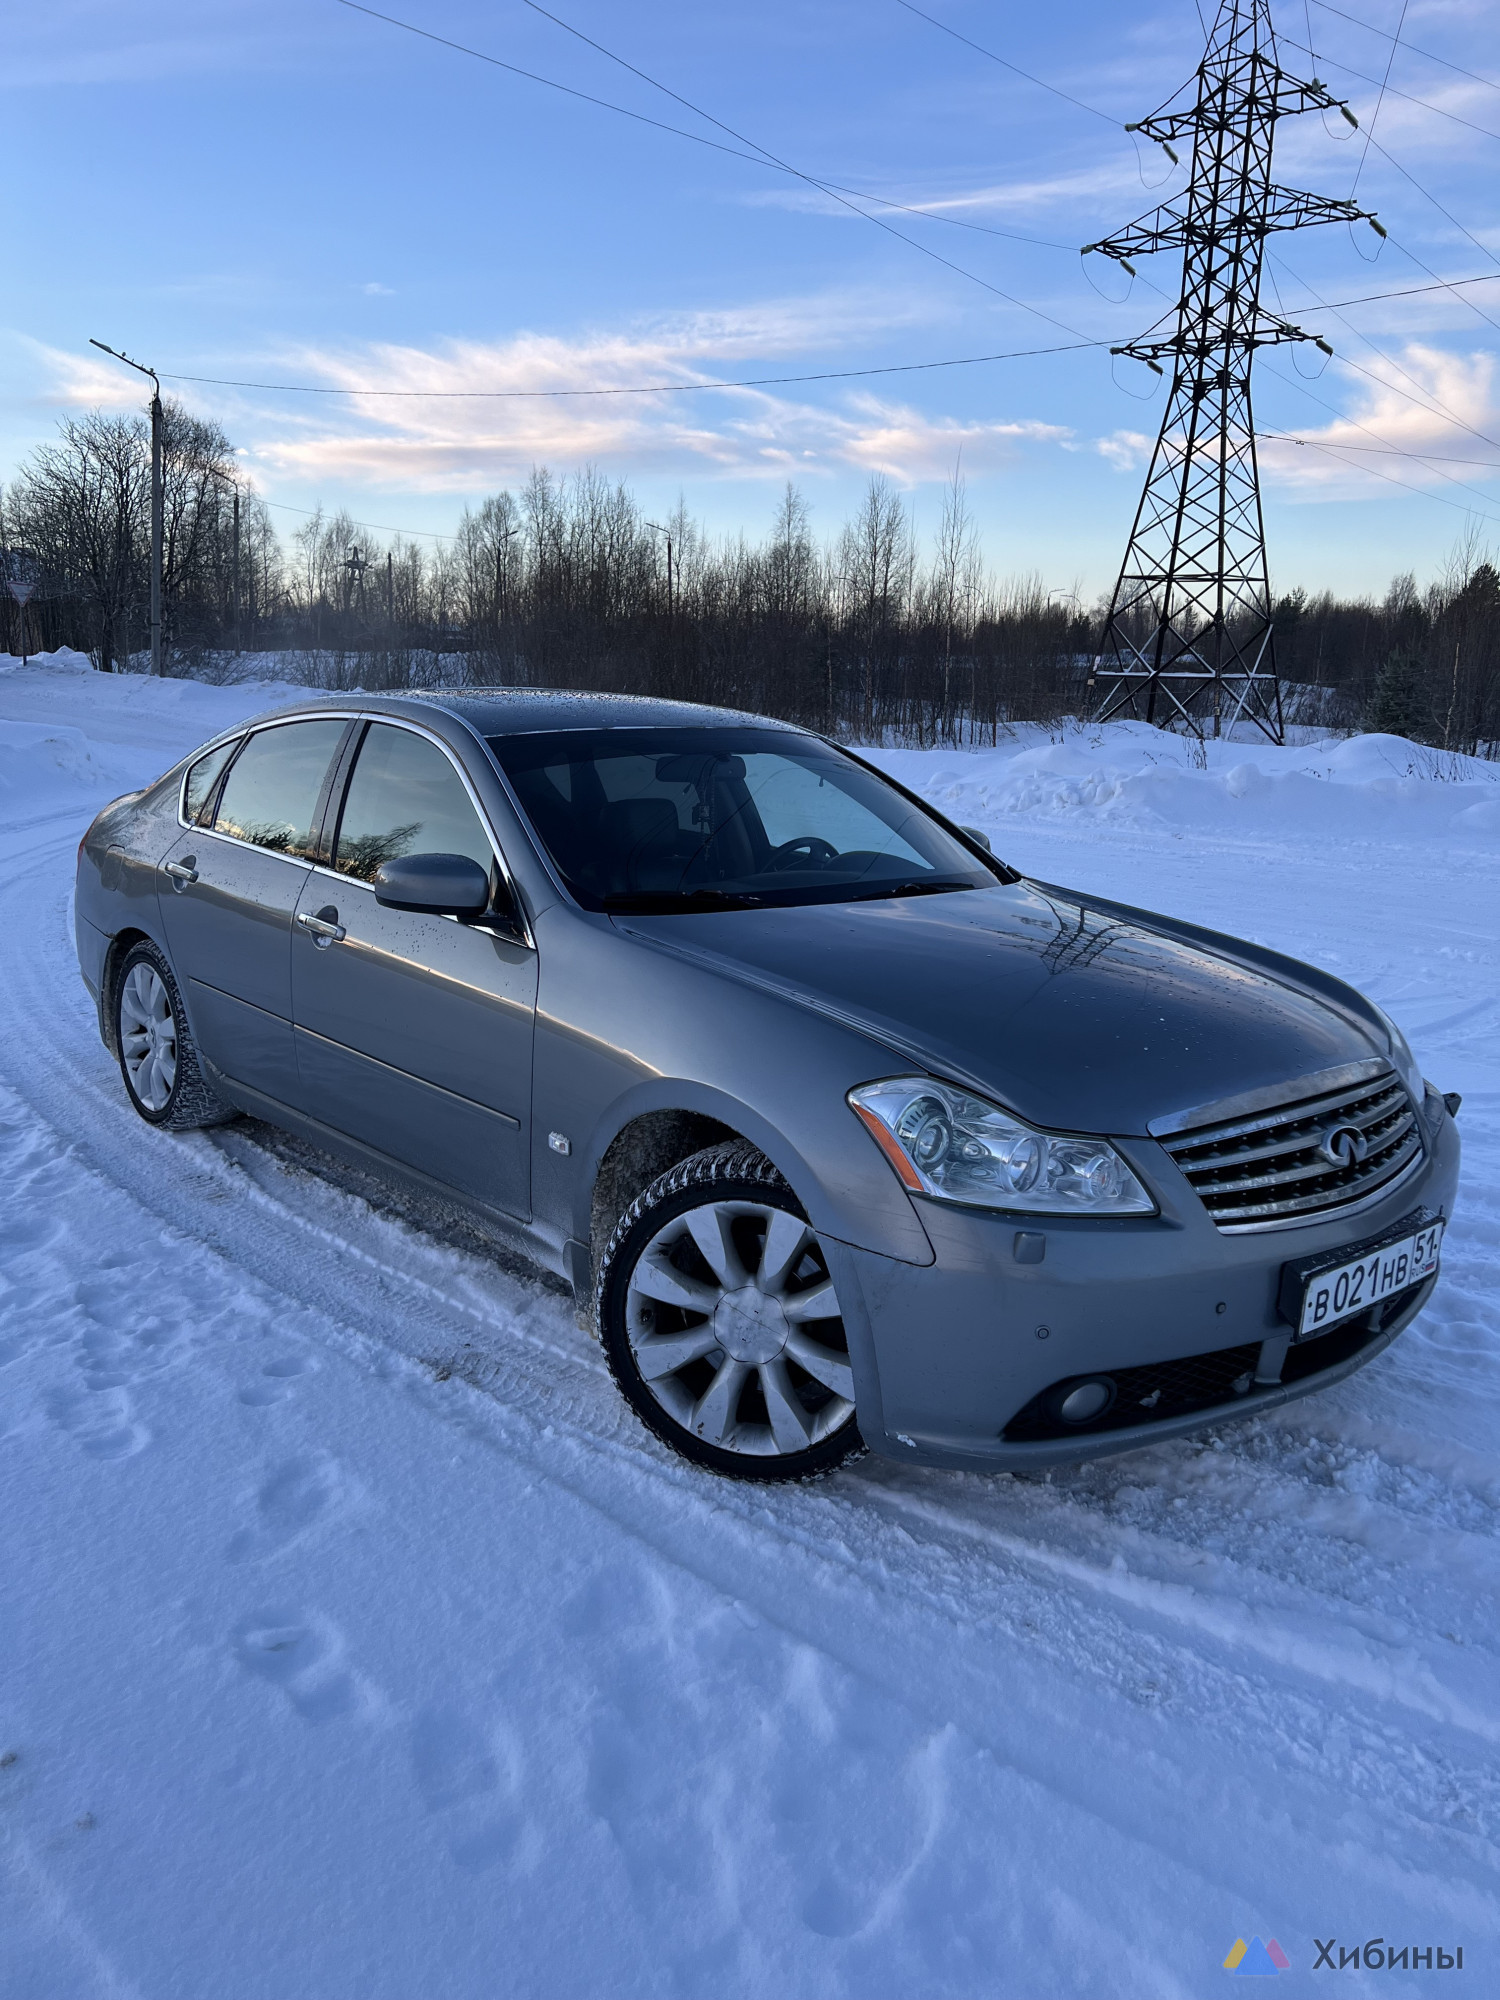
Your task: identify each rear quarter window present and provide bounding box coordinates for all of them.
[182,739,241,825]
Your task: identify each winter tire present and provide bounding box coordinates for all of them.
[114,940,236,1131]
[598,1142,864,1482]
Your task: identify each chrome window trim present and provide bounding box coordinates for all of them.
[174,710,360,837]
[319,711,536,951]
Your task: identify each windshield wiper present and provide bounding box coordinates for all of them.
[604,888,766,913]
[846,876,977,904]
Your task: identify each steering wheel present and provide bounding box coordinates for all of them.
[766,836,839,872]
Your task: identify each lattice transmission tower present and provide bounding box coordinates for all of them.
[1083,0,1382,742]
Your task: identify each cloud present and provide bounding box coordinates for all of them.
[361,283,396,297]
[1259,342,1500,502]
[33,299,1078,493]
[1094,429,1152,471]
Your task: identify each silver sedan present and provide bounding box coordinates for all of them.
[74,690,1461,1481]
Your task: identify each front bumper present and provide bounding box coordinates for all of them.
[829,1088,1461,1471]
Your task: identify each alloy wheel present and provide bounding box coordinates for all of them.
[119,962,178,1113]
[624,1199,854,1459]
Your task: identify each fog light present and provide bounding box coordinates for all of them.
[1054,1377,1115,1425]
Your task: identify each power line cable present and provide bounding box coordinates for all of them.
[1306,0,1500,97]
[1349,0,1408,197]
[154,338,1104,399]
[1360,131,1500,273]
[1270,251,1500,457]
[139,272,1497,402]
[1259,431,1500,523]
[1263,356,1500,509]
[1264,435,1500,470]
[890,0,1120,125]
[1279,31,1500,146]
[336,1,1097,341]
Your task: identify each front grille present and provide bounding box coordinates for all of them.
[1159,1067,1422,1228]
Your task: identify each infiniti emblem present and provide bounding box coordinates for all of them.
[1320,1121,1369,1168]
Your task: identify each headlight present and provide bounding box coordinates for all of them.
[1372,1005,1424,1105]
[848,1078,1155,1216]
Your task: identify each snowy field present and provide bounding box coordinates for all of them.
[2,656,1498,1999]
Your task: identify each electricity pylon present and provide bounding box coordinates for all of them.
[1083,0,1382,742]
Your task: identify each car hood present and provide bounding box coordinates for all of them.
[617,879,1390,1136]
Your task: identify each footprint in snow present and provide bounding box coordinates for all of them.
[239,1355,311,1408]
[45,1382,148,1459]
[410,1704,522,1872]
[231,1608,366,1724]
[226,1453,346,1564]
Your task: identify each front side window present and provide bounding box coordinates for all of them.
[490,726,999,913]
[213,719,346,858]
[333,722,495,884]
[183,738,240,824]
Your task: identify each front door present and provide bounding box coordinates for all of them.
[290,720,536,1219]
[158,717,350,1104]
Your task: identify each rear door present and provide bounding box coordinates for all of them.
[290,719,537,1219]
[157,716,351,1105]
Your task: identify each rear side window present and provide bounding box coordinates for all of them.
[182,738,240,825]
[213,719,346,859]
[333,723,494,884]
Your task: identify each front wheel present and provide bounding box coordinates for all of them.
[597,1143,864,1482]
[114,940,235,1130]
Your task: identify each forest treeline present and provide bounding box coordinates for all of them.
[2,399,1496,752]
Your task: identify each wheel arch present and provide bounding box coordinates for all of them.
[98,927,154,1055]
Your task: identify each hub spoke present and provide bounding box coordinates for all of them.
[784,1332,855,1402]
[683,1206,749,1290]
[691,1357,749,1445]
[755,1211,809,1295]
[783,1279,838,1324]
[757,1358,815,1451]
[630,1253,720,1315]
[633,1326,721,1381]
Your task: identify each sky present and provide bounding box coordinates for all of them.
[5,0,1500,599]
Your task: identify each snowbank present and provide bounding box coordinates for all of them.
[0,646,95,676]
[871,722,1500,848]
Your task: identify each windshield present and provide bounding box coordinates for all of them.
[488,727,1000,913]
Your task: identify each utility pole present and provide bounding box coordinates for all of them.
[1082,0,1382,743]
[232,486,242,653]
[646,522,674,618]
[91,338,164,675]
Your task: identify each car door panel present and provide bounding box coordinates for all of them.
[155,717,349,1103]
[289,721,537,1219]
[292,888,535,1213]
[158,832,312,1102]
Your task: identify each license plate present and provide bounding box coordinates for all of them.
[1295,1220,1443,1338]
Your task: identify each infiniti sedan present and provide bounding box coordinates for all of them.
[74,691,1461,1480]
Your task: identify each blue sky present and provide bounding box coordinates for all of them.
[7,0,1499,596]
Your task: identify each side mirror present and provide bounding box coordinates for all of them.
[959,824,992,853]
[373,852,491,917]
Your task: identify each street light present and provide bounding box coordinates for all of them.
[90,339,164,676]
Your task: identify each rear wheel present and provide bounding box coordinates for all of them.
[114,940,235,1130]
[597,1142,864,1482]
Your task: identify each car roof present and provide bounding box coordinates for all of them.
[397,688,810,737]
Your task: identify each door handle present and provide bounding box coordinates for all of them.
[296,908,346,947]
[165,858,198,889]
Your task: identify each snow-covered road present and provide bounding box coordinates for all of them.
[2,663,1497,1998]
